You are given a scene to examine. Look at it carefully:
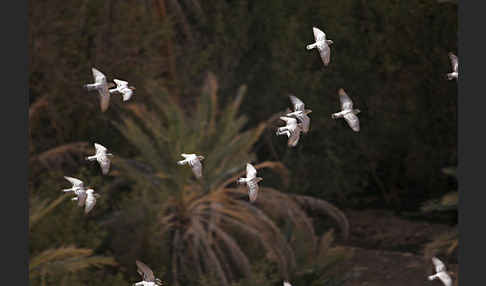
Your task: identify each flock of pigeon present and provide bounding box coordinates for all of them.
[57,26,458,286]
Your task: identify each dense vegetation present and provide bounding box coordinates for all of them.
[29,0,457,285]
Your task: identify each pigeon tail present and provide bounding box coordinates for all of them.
[306,43,317,50]
[84,83,98,91]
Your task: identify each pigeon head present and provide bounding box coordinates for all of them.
[305,109,312,115]
[326,40,334,45]
[354,109,361,114]
[197,155,205,161]
[256,177,263,183]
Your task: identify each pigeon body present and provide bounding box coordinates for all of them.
[86,143,113,175]
[286,95,312,133]
[237,163,263,202]
[331,88,361,132]
[84,68,111,112]
[428,257,452,286]
[276,116,303,147]
[109,79,135,101]
[177,153,205,179]
[306,27,333,66]
[134,260,163,286]
[447,52,458,80]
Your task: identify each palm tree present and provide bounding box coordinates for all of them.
[29,194,117,285]
[109,72,350,286]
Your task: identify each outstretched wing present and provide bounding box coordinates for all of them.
[312,27,326,42]
[64,176,84,188]
[113,79,128,87]
[98,86,111,112]
[77,191,87,207]
[91,68,106,84]
[280,116,297,125]
[449,52,458,73]
[289,95,305,112]
[318,45,331,66]
[288,129,301,147]
[437,272,452,286]
[121,88,133,101]
[248,181,259,202]
[432,257,447,273]
[191,159,203,179]
[246,163,257,179]
[136,260,156,282]
[338,88,353,110]
[344,113,360,132]
[98,157,111,175]
[94,143,108,153]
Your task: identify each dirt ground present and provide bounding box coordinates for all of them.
[335,209,458,286]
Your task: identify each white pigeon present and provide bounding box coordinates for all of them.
[109,79,136,101]
[237,163,263,203]
[276,116,303,147]
[446,52,458,81]
[83,189,100,214]
[428,257,452,286]
[84,67,113,112]
[283,281,292,286]
[86,143,113,175]
[134,260,163,286]
[331,88,361,132]
[286,95,312,133]
[306,26,334,66]
[177,153,205,179]
[62,176,87,207]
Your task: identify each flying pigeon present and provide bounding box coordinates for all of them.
[306,27,334,66]
[134,260,163,286]
[331,88,361,132]
[237,163,263,202]
[84,68,114,112]
[446,52,458,80]
[428,257,452,286]
[283,281,292,286]
[109,79,136,101]
[63,176,87,207]
[177,153,205,179]
[286,95,312,133]
[86,143,113,175]
[276,116,303,147]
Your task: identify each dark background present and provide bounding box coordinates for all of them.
[28,1,458,285]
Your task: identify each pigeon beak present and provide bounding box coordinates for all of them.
[130,86,136,90]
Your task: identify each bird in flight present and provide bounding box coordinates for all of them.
[306,26,333,66]
[109,79,136,101]
[276,116,303,147]
[237,163,263,202]
[285,95,312,133]
[446,52,458,81]
[84,67,114,112]
[428,257,452,286]
[177,153,205,179]
[331,88,361,132]
[86,143,113,175]
[133,260,163,286]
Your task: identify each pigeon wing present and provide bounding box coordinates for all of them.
[344,113,360,132]
[288,129,301,147]
[113,79,128,87]
[449,52,458,73]
[318,45,331,66]
[121,88,133,101]
[436,271,452,286]
[289,95,305,112]
[84,192,97,214]
[248,182,259,202]
[91,68,107,84]
[136,260,156,282]
[94,143,108,153]
[191,159,203,179]
[246,163,257,179]
[77,191,87,207]
[301,115,310,133]
[98,157,111,175]
[338,89,354,110]
[432,257,447,273]
[312,27,326,42]
[98,85,111,112]
[64,176,84,188]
